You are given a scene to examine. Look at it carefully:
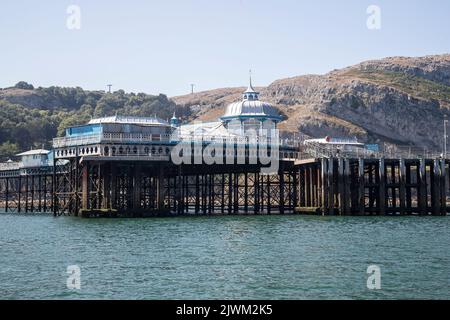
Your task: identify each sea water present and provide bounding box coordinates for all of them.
[0,212,448,299]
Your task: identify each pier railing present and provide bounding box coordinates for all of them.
[0,162,20,171]
[53,134,102,148]
[298,141,450,160]
[53,132,173,148]
[102,133,172,143]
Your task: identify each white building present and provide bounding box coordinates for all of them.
[16,149,52,168]
[177,76,282,141]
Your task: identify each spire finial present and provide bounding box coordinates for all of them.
[243,69,259,100]
[170,110,179,127]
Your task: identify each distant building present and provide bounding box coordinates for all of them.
[305,136,364,148]
[220,78,282,136]
[178,76,282,140]
[304,136,378,156]
[49,76,294,161]
[0,149,52,176]
[16,149,52,168]
[54,115,174,158]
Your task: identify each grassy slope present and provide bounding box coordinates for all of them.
[343,69,450,104]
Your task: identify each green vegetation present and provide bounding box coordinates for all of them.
[350,95,364,109]
[346,69,450,103]
[0,100,61,159]
[14,81,34,90]
[0,83,190,160]
[0,142,20,159]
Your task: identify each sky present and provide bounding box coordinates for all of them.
[0,0,449,96]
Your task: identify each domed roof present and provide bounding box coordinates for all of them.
[221,74,281,121]
[222,100,281,120]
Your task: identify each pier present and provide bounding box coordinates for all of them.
[0,149,299,217]
[1,83,449,217]
[295,157,449,216]
[1,154,449,217]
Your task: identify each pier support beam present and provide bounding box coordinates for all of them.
[344,159,351,215]
[432,159,441,216]
[405,163,412,212]
[358,158,365,215]
[133,165,142,212]
[279,172,285,214]
[305,167,311,207]
[399,159,406,215]
[328,159,334,215]
[81,163,89,210]
[440,159,447,216]
[379,159,386,216]
[337,158,345,215]
[418,159,427,215]
[5,177,9,213]
[110,163,117,210]
[156,166,165,211]
[102,163,110,211]
[320,158,328,215]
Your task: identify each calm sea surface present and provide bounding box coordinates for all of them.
[0,212,448,300]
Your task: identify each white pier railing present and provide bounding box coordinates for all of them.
[53,132,172,148]
[53,133,102,148]
[0,162,20,171]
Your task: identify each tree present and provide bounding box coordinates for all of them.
[0,142,20,161]
[14,81,34,90]
[0,84,190,157]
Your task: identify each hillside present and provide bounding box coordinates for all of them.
[1,54,449,160]
[174,54,450,150]
[0,84,190,159]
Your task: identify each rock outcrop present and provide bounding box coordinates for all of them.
[173,54,450,150]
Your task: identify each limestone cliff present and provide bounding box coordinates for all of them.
[173,54,450,150]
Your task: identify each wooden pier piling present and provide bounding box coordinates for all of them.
[1,156,449,217]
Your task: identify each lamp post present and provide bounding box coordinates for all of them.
[444,115,448,158]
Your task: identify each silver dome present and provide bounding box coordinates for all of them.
[221,76,281,121]
[222,100,281,120]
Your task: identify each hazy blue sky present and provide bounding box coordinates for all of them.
[1,0,449,96]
